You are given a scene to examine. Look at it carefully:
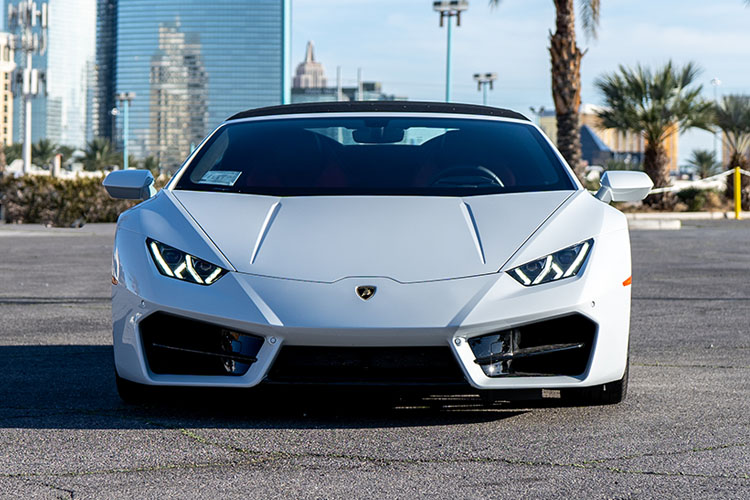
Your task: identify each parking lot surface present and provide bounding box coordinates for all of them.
[0,220,748,498]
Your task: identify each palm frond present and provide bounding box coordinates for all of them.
[685,149,721,178]
[714,94,750,160]
[579,0,601,40]
[595,61,712,145]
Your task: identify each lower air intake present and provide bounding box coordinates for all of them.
[468,314,597,377]
[266,346,467,386]
[140,312,263,376]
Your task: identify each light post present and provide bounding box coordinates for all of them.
[529,106,546,126]
[116,92,135,169]
[433,1,468,102]
[7,1,48,175]
[473,72,497,106]
[711,77,721,162]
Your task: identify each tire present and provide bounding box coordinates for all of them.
[115,371,152,404]
[562,360,629,406]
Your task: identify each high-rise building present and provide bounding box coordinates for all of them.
[0,32,15,145]
[96,0,290,170]
[92,0,117,141]
[148,23,208,168]
[5,0,97,148]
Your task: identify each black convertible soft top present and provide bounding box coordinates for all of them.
[227,101,529,122]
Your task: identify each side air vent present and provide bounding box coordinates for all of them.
[140,312,263,376]
[468,314,597,377]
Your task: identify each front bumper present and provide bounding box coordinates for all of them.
[112,227,631,390]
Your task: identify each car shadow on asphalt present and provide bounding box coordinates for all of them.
[0,345,586,430]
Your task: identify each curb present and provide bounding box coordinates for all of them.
[628,219,681,231]
[626,212,749,220]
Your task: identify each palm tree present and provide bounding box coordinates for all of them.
[490,1,600,180]
[713,94,750,206]
[114,154,140,170]
[83,138,118,172]
[56,145,76,167]
[143,155,161,177]
[685,149,721,179]
[32,139,59,167]
[595,61,713,208]
[4,143,23,165]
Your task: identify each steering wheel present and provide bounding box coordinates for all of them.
[429,166,504,187]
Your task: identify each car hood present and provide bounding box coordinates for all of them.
[171,190,574,283]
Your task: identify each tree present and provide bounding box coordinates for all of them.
[491,0,600,180]
[83,138,119,172]
[114,154,140,170]
[595,61,713,208]
[685,149,721,179]
[5,143,22,165]
[143,156,161,177]
[56,145,76,167]
[713,94,750,207]
[32,139,59,167]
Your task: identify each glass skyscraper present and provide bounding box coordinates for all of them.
[99,0,290,170]
[5,0,97,148]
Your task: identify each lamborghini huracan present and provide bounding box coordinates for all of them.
[104,101,653,405]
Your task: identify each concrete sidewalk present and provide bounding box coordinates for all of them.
[626,211,749,220]
[0,222,116,237]
[626,211,750,230]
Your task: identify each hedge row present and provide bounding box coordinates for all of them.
[0,175,138,226]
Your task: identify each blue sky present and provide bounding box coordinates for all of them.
[292,0,750,165]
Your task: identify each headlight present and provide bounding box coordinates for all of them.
[147,239,227,285]
[508,239,593,286]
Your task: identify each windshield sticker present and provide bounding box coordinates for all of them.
[198,171,241,186]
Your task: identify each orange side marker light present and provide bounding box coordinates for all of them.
[111,276,118,285]
[622,276,632,287]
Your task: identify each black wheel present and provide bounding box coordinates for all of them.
[562,360,629,406]
[115,371,152,404]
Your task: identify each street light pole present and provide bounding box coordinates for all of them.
[23,51,32,173]
[473,72,497,106]
[711,77,721,162]
[7,1,48,175]
[445,16,452,102]
[433,1,468,103]
[116,92,136,170]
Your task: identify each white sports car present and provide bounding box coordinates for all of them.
[104,102,652,405]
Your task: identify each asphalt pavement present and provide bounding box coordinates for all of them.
[0,220,748,499]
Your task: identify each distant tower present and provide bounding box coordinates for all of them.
[293,41,327,89]
[0,32,15,146]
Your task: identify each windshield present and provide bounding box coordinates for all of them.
[174,116,576,196]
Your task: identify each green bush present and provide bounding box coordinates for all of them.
[0,175,138,226]
[676,187,722,212]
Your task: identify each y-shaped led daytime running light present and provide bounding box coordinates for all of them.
[508,239,593,287]
[147,239,227,286]
[150,241,174,277]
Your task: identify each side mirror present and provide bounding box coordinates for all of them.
[103,169,156,200]
[595,171,653,203]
